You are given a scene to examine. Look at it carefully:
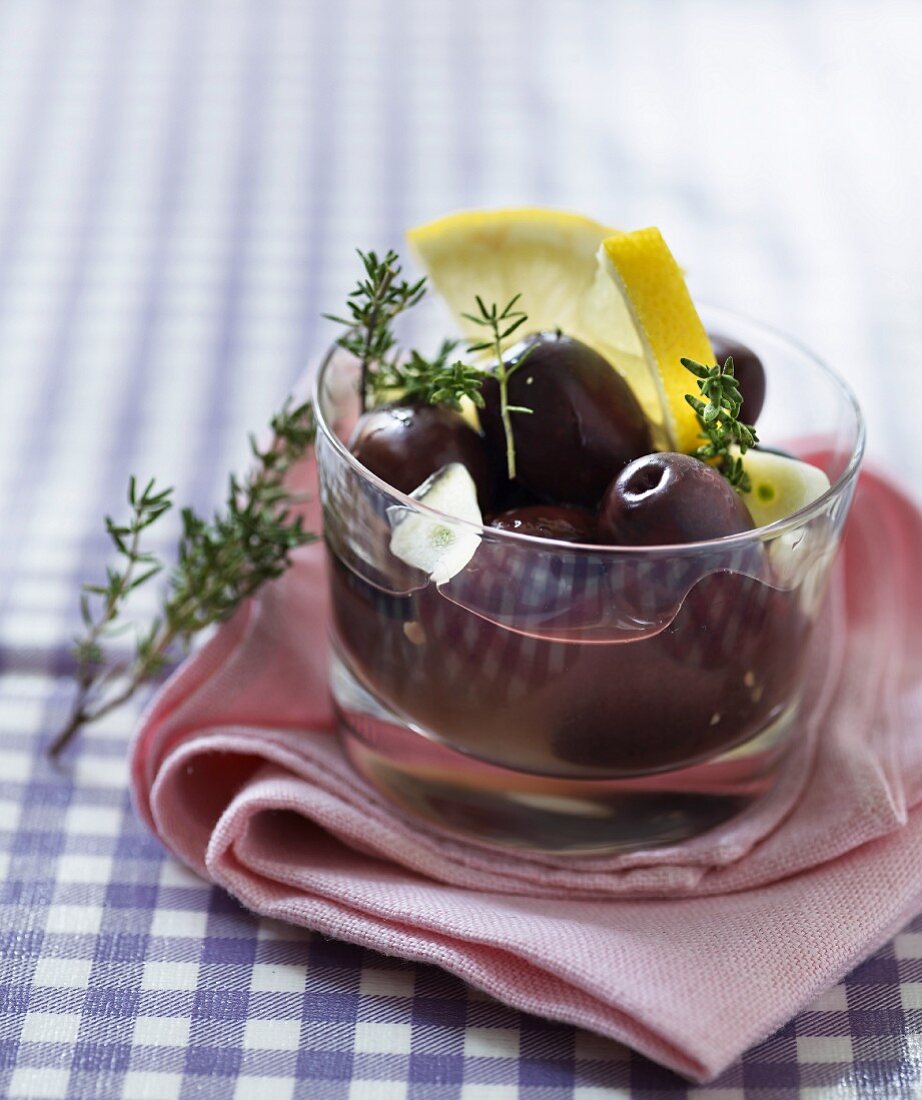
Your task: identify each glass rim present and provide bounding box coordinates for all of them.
[312,304,867,556]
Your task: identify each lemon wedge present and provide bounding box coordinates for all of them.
[592,230,712,453]
[736,449,833,594]
[737,449,831,528]
[407,208,618,346]
[407,210,712,453]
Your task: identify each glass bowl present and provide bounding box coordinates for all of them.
[313,306,865,854]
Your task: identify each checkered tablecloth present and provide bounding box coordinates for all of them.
[2,1,922,1097]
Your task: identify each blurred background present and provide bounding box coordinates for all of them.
[0,0,920,650]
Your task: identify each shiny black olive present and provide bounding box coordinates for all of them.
[488,504,598,543]
[349,403,494,511]
[598,452,754,546]
[479,332,652,507]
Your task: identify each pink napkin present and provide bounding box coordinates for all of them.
[131,467,922,1083]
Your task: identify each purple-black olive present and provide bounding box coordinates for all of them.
[349,403,494,511]
[598,452,754,546]
[488,504,598,543]
[479,332,652,507]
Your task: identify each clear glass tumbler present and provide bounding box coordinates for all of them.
[314,307,865,854]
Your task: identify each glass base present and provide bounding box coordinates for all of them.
[331,648,799,856]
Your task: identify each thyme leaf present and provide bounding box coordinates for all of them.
[682,355,759,491]
[324,249,426,411]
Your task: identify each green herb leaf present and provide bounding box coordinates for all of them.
[681,355,759,491]
[324,249,427,411]
[370,339,486,411]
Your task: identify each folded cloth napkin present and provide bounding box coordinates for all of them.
[131,467,922,1082]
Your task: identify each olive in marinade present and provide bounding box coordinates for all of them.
[488,504,598,543]
[598,452,754,547]
[349,403,494,510]
[479,332,652,507]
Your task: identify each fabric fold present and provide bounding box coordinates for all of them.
[131,469,922,1082]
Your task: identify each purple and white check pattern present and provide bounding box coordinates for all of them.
[2,1,922,1096]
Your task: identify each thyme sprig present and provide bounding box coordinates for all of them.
[323,249,426,411]
[324,255,536,478]
[463,294,535,479]
[682,355,759,491]
[51,399,317,756]
[371,338,484,411]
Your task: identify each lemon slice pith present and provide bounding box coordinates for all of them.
[407,210,711,453]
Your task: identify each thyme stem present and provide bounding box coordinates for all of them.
[50,480,171,756]
[463,294,534,480]
[357,265,395,412]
